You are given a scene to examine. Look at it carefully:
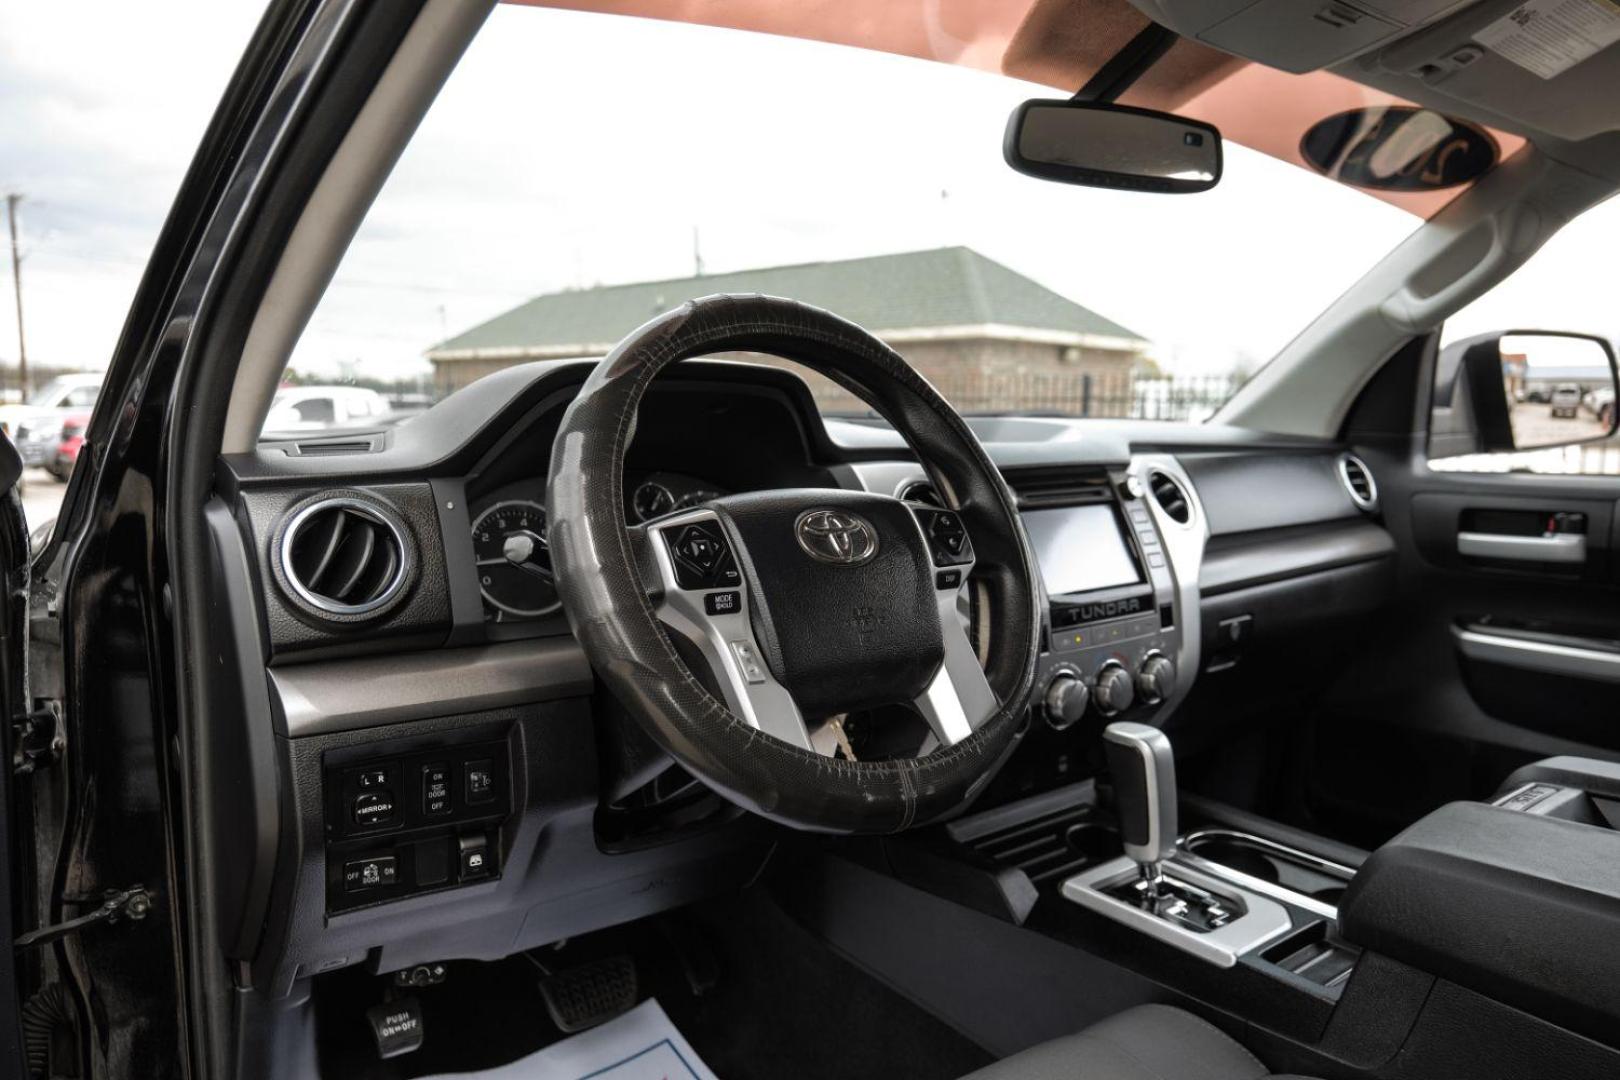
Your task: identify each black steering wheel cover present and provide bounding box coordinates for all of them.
[548,294,1041,833]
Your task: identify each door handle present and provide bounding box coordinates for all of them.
[1456,531,1586,563]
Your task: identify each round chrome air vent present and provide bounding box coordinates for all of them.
[273,494,415,621]
[1337,452,1379,513]
[1147,470,1192,525]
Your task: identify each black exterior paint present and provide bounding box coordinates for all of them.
[17,1,427,1075]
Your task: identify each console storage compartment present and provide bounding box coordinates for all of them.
[1338,800,1620,1049]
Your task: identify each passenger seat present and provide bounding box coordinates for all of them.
[960,1004,1318,1080]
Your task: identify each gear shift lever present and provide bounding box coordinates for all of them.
[1103,721,1178,897]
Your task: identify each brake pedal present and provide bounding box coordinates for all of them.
[537,955,638,1033]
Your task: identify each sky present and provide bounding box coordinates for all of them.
[0,0,1615,393]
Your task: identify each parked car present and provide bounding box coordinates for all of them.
[1550,383,1582,418]
[1584,385,1616,429]
[46,412,91,482]
[262,385,391,432]
[0,373,104,467]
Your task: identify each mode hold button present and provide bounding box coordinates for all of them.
[352,791,398,829]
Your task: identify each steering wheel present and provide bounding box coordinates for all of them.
[547,295,1041,833]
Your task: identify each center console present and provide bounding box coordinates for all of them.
[1017,457,1203,735]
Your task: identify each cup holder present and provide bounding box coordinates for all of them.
[1065,822,1121,860]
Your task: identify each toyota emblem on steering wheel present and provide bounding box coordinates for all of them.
[794,509,879,565]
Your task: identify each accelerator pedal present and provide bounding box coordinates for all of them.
[538,955,638,1033]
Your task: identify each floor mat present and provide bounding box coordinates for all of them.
[416,1000,716,1080]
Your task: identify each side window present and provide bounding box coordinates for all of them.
[1428,195,1619,476]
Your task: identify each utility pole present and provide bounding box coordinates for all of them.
[5,193,27,400]
[692,226,704,278]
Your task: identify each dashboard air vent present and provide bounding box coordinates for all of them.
[1147,470,1191,524]
[1005,468,1113,509]
[277,496,413,619]
[898,480,944,508]
[1338,452,1378,512]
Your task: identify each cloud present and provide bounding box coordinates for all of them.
[4,0,1614,399]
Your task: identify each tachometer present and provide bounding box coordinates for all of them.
[632,481,675,522]
[472,500,560,619]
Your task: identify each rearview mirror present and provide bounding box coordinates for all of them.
[1004,100,1222,194]
[1439,331,1618,453]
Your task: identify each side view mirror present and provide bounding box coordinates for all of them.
[1003,100,1222,194]
[1436,331,1618,454]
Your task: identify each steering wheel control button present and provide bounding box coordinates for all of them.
[352,791,397,829]
[665,522,739,590]
[458,834,491,881]
[703,590,742,616]
[463,760,495,805]
[343,855,397,893]
[422,764,452,816]
[917,509,973,566]
[935,568,963,590]
[729,639,769,684]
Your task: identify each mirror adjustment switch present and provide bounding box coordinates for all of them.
[458,834,491,881]
[352,791,397,829]
[356,768,389,789]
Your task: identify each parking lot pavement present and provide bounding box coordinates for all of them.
[18,469,69,533]
[1509,401,1609,447]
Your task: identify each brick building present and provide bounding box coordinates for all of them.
[426,246,1148,412]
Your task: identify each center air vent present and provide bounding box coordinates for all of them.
[276,496,413,619]
[1147,470,1191,524]
[1337,452,1378,512]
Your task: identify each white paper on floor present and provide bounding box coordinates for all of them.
[417,999,719,1080]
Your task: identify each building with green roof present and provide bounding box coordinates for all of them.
[427,246,1148,411]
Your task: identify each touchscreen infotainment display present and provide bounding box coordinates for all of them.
[1021,504,1142,596]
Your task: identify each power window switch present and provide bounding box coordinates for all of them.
[458,834,491,881]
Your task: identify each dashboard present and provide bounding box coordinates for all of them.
[215,357,1397,995]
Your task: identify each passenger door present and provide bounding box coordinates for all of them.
[1300,325,1620,847]
[0,433,35,1072]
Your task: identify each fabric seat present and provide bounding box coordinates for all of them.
[960,1003,1320,1080]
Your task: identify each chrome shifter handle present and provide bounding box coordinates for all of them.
[1103,721,1178,869]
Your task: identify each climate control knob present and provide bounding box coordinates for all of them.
[1043,671,1089,730]
[1093,662,1135,717]
[1136,653,1176,705]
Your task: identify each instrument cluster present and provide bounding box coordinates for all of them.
[468,471,729,623]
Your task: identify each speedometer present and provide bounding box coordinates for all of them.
[471,500,560,619]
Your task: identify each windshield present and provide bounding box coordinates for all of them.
[278,4,1423,434]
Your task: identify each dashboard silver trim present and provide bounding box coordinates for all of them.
[1453,625,1620,683]
[269,637,594,737]
[1130,453,1207,688]
[1061,855,1294,969]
